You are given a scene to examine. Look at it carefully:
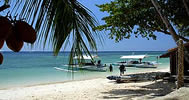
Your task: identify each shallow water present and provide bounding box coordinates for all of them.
[0,51,169,88]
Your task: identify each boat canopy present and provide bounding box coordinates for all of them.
[74,55,98,60]
[120,55,148,59]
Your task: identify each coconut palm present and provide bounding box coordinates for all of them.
[1,0,101,64]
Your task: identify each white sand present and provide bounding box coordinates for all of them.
[1,68,188,100]
[152,87,189,100]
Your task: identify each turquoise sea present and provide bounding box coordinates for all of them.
[0,51,169,89]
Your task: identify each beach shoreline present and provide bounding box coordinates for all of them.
[0,67,179,100]
[0,67,169,90]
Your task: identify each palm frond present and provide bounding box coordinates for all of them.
[3,0,102,64]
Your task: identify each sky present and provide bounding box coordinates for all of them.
[1,0,177,51]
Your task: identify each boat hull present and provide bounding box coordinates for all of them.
[125,64,157,68]
[78,66,107,72]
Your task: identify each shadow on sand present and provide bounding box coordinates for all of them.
[102,80,176,100]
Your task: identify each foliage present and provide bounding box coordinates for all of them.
[0,0,102,64]
[96,0,189,42]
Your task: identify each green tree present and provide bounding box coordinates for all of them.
[96,0,189,42]
[0,0,102,64]
[97,0,189,88]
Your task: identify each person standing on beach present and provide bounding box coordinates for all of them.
[109,64,113,72]
[119,64,126,76]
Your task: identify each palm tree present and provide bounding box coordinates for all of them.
[1,0,102,64]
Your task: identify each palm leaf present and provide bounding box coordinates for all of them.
[3,0,102,64]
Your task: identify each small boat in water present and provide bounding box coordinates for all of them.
[114,61,127,66]
[67,55,108,72]
[54,67,78,72]
[76,66,107,72]
[118,55,158,68]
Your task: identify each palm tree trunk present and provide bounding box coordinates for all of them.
[177,40,184,89]
[183,0,189,16]
[151,0,179,45]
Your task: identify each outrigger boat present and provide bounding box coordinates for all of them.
[69,55,108,72]
[118,55,158,68]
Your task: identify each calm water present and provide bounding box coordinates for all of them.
[0,51,169,88]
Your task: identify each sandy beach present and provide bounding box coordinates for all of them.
[1,68,189,100]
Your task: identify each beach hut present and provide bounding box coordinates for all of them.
[160,42,189,75]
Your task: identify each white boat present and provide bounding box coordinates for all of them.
[119,55,158,68]
[54,67,78,72]
[68,55,108,72]
[76,66,107,72]
[114,61,127,66]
